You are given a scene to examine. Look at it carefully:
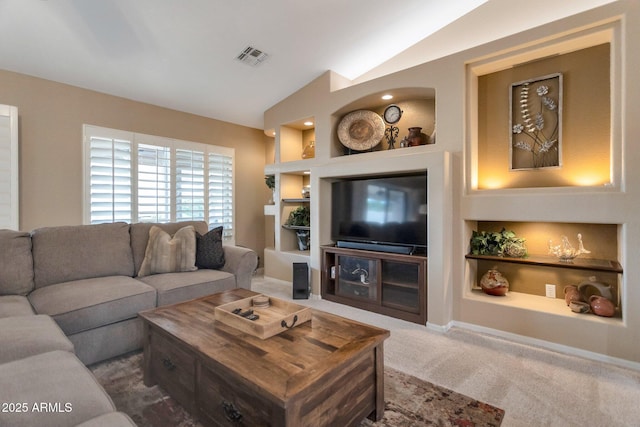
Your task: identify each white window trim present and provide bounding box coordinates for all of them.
[82,124,235,244]
[0,105,19,230]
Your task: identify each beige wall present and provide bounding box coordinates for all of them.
[263,1,640,364]
[0,69,267,260]
[477,43,611,188]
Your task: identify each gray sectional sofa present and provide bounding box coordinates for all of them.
[0,220,258,427]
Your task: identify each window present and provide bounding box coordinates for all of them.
[83,125,234,242]
[0,105,19,230]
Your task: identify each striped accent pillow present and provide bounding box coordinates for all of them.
[138,225,197,277]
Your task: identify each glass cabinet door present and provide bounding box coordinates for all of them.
[336,255,378,301]
[381,260,420,313]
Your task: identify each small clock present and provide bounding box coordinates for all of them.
[383,104,402,124]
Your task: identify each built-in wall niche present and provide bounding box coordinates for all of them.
[329,172,428,255]
[468,22,620,190]
[279,172,311,253]
[278,118,315,163]
[330,88,435,158]
[465,220,622,317]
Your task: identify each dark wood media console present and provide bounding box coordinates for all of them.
[321,245,427,324]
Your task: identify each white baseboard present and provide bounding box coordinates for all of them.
[426,321,453,333]
[452,320,640,372]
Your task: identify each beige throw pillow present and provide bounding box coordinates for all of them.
[138,225,197,277]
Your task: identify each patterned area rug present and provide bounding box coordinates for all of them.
[90,352,504,427]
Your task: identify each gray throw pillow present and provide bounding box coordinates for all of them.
[196,226,225,269]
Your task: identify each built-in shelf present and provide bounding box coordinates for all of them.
[466,289,622,323]
[465,254,623,273]
[282,225,310,231]
[282,198,310,203]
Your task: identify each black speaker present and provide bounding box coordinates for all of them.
[292,262,310,299]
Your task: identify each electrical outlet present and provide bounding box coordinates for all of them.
[545,284,557,298]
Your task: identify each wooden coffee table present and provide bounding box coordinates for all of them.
[139,288,390,427]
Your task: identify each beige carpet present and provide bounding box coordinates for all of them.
[90,352,504,426]
[251,276,640,427]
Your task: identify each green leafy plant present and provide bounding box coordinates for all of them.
[470,228,526,257]
[286,206,310,227]
[265,175,275,190]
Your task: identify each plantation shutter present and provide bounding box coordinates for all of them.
[84,125,234,241]
[87,135,132,224]
[175,148,205,222]
[208,151,234,240]
[137,144,171,223]
[0,105,18,229]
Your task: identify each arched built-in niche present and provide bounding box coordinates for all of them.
[331,88,436,158]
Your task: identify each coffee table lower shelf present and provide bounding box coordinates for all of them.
[139,289,389,427]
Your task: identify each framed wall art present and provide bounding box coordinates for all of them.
[510,73,562,170]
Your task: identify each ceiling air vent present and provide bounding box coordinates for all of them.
[235,46,269,67]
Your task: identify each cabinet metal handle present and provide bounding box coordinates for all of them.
[281,314,298,329]
[222,401,243,423]
[162,358,176,371]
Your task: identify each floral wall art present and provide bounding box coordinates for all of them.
[510,73,562,170]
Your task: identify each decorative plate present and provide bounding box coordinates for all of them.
[337,110,385,151]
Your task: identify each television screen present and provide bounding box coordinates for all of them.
[331,172,427,250]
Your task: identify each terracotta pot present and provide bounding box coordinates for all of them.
[480,268,509,296]
[563,285,582,306]
[407,127,423,147]
[589,295,615,317]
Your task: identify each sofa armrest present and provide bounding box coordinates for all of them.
[221,246,258,290]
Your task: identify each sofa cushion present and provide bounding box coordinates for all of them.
[31,222,135,289]
[28,276,156,335]
[0,315,74,364]
[68,318,143,366]
[196,226,225,269]
[0,295,35,318]
[75,412,137,427]
[0,229,35,295]
[138,225,197,277]
[130,220,208,276]
[0,350,116,427]
[139,269,236,306]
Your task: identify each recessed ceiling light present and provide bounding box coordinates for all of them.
[303,121,313,126]
[382,94,393,100]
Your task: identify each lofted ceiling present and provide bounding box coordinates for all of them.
[0,0,615,130]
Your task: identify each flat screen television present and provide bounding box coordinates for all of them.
[331,172,427,254]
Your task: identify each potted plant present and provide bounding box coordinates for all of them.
[265,175,275,204]
[286,205,310,228]
[470,228,527,257]
[286,206,311,250]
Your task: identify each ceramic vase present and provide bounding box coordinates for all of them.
[589,295,615,317]
[480,268,509,296]
[302,140,315,159]
[563,285,582,306]
[296,230,310,251]
[578,276,613,301]
[407,127,422,147]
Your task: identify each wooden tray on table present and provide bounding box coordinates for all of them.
[214,294,311,339]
